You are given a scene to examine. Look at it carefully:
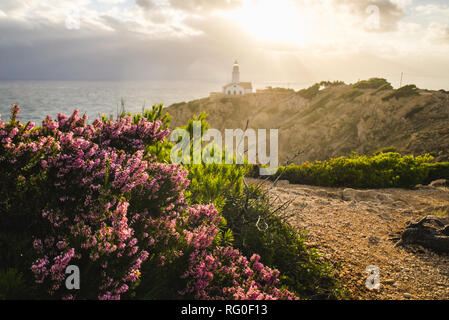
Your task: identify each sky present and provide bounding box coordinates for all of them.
[0,0,448,89]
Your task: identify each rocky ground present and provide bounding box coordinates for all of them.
[248,178,449,300]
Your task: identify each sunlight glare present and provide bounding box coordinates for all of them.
[225,0,307,45]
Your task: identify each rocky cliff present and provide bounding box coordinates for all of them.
[165,81,449,164]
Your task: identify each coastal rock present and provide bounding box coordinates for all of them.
[167,86,449,164]
[429,179,448,188]
[397,216,449,254]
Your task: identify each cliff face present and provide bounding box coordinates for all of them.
[165,84,449,164]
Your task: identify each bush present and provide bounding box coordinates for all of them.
[297,84,321,100]
[276,153,434,189]
[0,105,297,300]
[353,78,392,90]
[319,81,345,88]
[221,186,345,299]
[423,162,449,184]
[164,113,345,299]
[382,85,420,101]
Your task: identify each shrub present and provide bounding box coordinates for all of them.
[297,84,321,100]
[353,78,392,90]
[276,153,434,189]
[382,85,420,101]
[423,162,449,184]
[170,112,249,211]
[221,186,346,299]
[319,81,345,88]
[164,113,344,299]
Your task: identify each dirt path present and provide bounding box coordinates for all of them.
[249,179,449,300]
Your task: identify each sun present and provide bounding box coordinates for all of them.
[224,0,308,46]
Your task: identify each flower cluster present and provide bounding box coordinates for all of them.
[180,247,298,300]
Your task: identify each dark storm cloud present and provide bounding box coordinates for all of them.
[0,14,248,81]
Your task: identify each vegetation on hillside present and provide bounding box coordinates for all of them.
[353,78,392,90]
[297,83,321,100]
[167,78,449,164]
[382,84,420,101]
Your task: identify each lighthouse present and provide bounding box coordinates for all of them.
[232,60,240,84]
[223,60,253,96]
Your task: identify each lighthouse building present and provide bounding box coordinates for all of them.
[223,61,253,96]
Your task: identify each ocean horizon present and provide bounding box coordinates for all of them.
[0,80,307,124]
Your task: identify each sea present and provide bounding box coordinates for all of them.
[0,80,304,124]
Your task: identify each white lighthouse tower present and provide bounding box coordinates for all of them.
[232,60,240,84]
[223,60,253,96]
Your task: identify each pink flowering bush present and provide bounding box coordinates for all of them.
[180,247,298,300]
[0,105,298,300]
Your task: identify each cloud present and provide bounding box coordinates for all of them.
[415,3,449,15]
[0,0,448,90]
[426,22,449,44]
[136,0,242,12]
[331,0,406,32]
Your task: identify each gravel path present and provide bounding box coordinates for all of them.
[249,179,449,300]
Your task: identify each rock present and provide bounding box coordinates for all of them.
[397,216,449,253]
[403,293,413,299]
[429,179,448,187]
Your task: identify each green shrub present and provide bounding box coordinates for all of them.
[382,85,420,101]
[319,81,345,88]
[277,153,434,189]
[354,78,392,90]
[221,186,346,299]
[423,162,449,184]
[298,84,321,100]
[171,114,346,299]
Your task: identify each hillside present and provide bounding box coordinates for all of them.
[165,80,449,164]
